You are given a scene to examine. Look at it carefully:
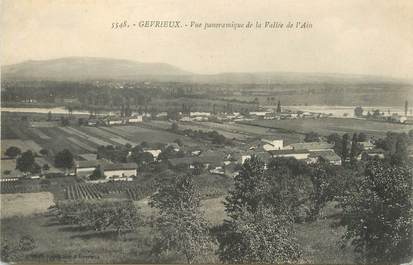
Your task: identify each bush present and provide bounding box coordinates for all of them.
[5,146,21,158]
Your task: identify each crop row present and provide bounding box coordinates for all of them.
[65,181,156,201]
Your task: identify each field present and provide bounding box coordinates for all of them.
[150,120,303,144]
[64,181,156,201]
[0,196,355,263]
[0,192,54,218]
[241,117,413,139]
[1,113,199,158]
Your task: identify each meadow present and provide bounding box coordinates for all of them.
[241,117,413,139]
[0,193,355,264]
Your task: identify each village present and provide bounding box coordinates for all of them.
[3,101,407,185]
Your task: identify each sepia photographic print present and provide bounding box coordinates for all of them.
[1,0,412,264]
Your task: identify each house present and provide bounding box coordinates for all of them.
[87,119,99,126]
[156,112,168,118]
[261,139,283,151]
[106,118,123,126]
[359,141,375,150]
[284,142,334,152]
[168,154,224,171]
[362,149,385,159]
[103,163,138,180]
[74,159,108,177]
[127,115,143,124]
[168,157,198,169]
[390,114,407,123]
[143,149,162,159]
[268,149,310,160]
[308,150,342,166]
[241,151,272,164]
[190,112,211,117]
[249,111,268,118]
[166,142,180,152]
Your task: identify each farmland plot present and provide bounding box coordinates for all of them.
[67,137,96,152]
[79,126,138,146]
[38,127,91,154]
[105,126,198,145]
[59,127,112,146]
[1,139,42,154]
[29,128,51,139]
[65,182,156,201]
[1,192,54,218]
[243,118,413,138]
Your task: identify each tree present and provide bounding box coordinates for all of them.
[405,100,408,116]
[217,206,302,264]
[304,131,320,142]
[5,146,21,158]
[131,151,154,166]
[171,122,179,132]
[354,106,364,117]
[339,160,412,264]
[225,156,266,217]
[149,175,211,264]
[350,133,361,164]
[307,160,337,221]
[276,100,282,113]
[327,133,343,156]
[30,163,41,174]
[54,149,74,170]
[192,161,204,175]
[218,156,303,263]
[60,116,69,126]
[39,149,49,156]
[16,151,35,174]
[42,164,50,171]
[341,134,350,163]
[358,132,368,142]
[89,165,105,180]
[392,134,409,165]
[54,200,140,237]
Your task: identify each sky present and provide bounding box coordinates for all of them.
[1,0,413,79]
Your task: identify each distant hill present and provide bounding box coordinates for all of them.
[2,57,412,85]
[1,57,191,81]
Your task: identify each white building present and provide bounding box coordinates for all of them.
[74,160,107,177]
[127,115,143,123]
[144,149,162,159]
[261,139,284,151]
[190,112,211,117]
[284,142,333,152]
[103,163,137,180]
[269,149,310,160]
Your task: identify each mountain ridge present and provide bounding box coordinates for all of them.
[2,57,412,85]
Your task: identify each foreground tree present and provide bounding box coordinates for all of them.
[217,206,302,263]
[53,200,140,237]
[149,175,211,264]
[339,160,412,264]
[218,156,303,263]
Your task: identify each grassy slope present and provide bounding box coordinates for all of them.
[1,196,356,264]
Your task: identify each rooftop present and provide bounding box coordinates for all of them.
[309,150,341,161]
[103,163,138,171]
[286,142,334,151]
[269,149,310,155]
[75,159,108,168]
